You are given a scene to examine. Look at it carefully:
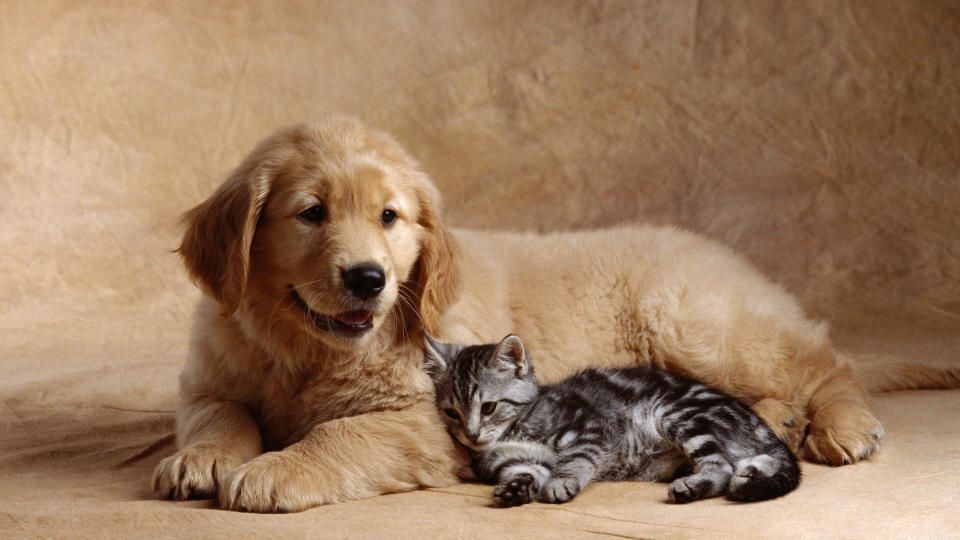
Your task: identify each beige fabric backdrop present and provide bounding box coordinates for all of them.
[2,1,958,538]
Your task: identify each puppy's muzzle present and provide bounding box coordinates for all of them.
[342,262,386,300]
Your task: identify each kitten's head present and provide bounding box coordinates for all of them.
[423,333,539,452]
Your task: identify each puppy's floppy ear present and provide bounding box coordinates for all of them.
[177,148,274,315]
[414,176,462,335]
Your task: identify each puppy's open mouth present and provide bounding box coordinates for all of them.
[288,286,374,338]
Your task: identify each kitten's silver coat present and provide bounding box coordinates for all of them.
[425,334,801,506]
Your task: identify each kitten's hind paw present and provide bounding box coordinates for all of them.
[541,477,582,504]
[668,476,712,503]
[493,473,536,507]
[728,454,799,502]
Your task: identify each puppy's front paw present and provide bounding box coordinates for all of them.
[493,473,536,507]
[219,451,321,513]
[152,445,238,500]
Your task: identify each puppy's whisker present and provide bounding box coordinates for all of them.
[393,284,426,346]
[393,291,414,343]
[293,277,332,290]
[397,284,425,326]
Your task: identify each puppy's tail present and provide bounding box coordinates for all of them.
[847,353,960,393]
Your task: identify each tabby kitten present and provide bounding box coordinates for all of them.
[423,334,800,506]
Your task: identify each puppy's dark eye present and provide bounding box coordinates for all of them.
[381,209,397,226]
[443,408,460,421]
[480,401,497,415]
[299,205,326,223]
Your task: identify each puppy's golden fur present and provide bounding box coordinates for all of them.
[153,117,960,512]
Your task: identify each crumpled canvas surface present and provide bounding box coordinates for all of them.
[2,1,959,538]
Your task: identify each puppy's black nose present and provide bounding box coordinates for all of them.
[342,263,386,300]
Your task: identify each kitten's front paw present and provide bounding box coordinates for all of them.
[668,476,711,504]
[541,477,582,504]
[152,445,239,500]
[493,473,536,507]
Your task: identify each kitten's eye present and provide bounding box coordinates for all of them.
[443,408,460,421]
[381,209,397,226]
[299,205,326,224]
[480,401,497,416]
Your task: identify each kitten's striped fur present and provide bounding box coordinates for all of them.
[424,334,800,506]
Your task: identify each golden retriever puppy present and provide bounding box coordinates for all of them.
[153,117,960,512]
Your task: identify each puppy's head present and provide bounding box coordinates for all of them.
[178,117,460,351]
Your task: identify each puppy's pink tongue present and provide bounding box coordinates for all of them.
[335,310,371,325]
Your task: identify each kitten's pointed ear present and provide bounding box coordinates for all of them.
[423,333,451,380]
[492,334,529,377]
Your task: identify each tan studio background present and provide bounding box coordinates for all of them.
[2,1,959,538]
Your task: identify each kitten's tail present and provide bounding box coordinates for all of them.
[847,352,960,393]
[727,449,801,502]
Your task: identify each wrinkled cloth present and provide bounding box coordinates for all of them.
[1,1,958,538]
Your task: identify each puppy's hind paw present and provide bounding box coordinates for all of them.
[804,405,884,465]
[751,398,810,454]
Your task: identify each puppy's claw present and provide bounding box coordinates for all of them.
[804,407,884,465]
[152,446,237,501]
